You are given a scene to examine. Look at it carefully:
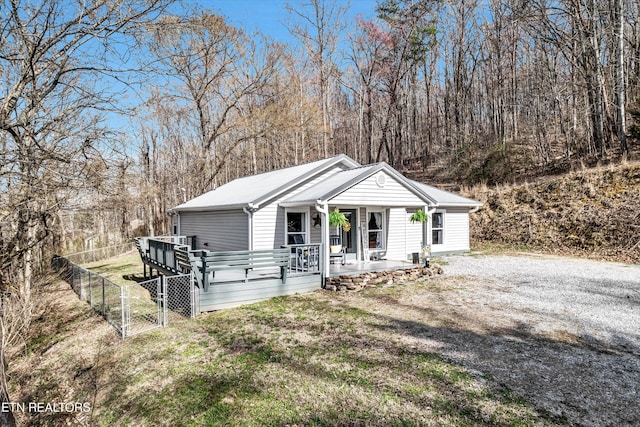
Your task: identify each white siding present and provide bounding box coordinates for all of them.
[330,171,425,206]
[310,211,322,244]
[406,210,424,258]
[385,208,425,261]
[253,203,284,250]
[253,167,344,250]
[179,210,248,251]
[428,208,470,255]
[385,208,406,260]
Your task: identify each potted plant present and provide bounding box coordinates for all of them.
[409,208,429,224]
[329,208,350,253]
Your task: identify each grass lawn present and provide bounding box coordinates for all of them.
[11,252,564,426]
[83,251,146,285]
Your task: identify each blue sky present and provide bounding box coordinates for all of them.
[209,0,380,42]
[116,1,381,135]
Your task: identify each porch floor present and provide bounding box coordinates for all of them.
[328,259,423,277]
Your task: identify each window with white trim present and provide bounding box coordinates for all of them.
[367,211,384,249]
[287,211,306,244]
[432,212,444,245]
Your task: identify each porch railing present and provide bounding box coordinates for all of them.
[285,244,322,275]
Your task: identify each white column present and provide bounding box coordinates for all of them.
[315,201,329,279]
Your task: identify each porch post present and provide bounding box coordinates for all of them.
[315,201,329,281]
[426,206,436,247]
[243,205,255,250]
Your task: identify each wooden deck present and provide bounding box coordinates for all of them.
[135,236,322,314]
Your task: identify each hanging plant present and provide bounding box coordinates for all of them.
[409,209,429,224]
[329,208,349,230]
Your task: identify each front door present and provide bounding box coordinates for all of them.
[341,209,357,257]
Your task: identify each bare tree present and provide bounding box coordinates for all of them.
[367,0,437,167]
[286,0,347,158]
[0,0,172,420]
[0,317,15,427]
[143,12,281,195]
[615,0,628,153]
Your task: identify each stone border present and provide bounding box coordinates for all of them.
[324,264,444,291]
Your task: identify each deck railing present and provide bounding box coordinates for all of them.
[285,244,322,275]
[136,236,187,273]
[136,237,323,291]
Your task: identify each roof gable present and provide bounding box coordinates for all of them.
[281,162,437,206]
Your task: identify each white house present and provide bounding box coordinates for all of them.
[170,155,481,277]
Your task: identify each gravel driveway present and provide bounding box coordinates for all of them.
[436,253,640,426]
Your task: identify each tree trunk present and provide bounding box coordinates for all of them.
[0,319,17,427]
[616,0,628,153]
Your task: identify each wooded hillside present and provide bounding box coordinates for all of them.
[4,0,640,283]
[464,161,640,264]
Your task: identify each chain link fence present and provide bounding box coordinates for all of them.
[52,256,129,337]
[63,242,136,265]
[165,274,197,321]
[52,256,195,339]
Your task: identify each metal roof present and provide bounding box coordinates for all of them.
[410,180,483,207]
[172,154,482,212]
[172,155,359,211]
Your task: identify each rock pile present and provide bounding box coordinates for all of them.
[324,264,444,292]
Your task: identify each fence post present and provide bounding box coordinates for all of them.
[78,270,83,300]
[120,285,127,339]
[191,272,195,318]
[162,276,168,327]
[157,277,163,327]
[88,272,92,307]
[101,277,105,316]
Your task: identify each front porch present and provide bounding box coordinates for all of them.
[284,203,429,279]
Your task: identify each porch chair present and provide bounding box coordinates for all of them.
[329,234,346,265]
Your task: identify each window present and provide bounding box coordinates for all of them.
[368,211,384,249]
[432,212,444,245]
[287,212,306,244]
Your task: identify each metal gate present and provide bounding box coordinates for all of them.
[124,277,163,337]
[123,273,195,337]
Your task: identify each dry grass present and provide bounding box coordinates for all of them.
[7,254,569,426]
[83,251,145,285]
[463,161,640,264]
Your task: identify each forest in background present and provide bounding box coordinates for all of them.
[4,0,640,272]
[2,1,640,420]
